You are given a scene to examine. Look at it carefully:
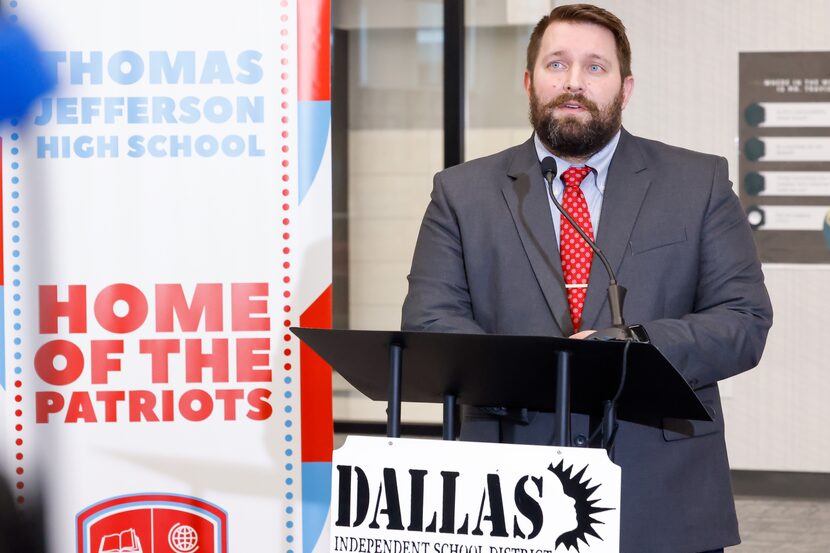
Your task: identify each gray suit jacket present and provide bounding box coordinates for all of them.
[402,129,773,553]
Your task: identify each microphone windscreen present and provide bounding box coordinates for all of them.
[540,156,557,180]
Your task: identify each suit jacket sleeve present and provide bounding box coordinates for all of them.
[642,156,772,389]
[402,171,486,334]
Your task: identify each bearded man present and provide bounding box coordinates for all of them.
[402,4,772,553]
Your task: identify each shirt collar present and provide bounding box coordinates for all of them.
[533,129,622,193]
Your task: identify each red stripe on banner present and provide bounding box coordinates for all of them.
[297,0,330,101]
[299,285,333,462]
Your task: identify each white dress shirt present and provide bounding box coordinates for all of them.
[533,130,622,247]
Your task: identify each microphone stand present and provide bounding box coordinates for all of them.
[542,160,637,455]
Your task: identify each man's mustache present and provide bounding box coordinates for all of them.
[545,93,601,116]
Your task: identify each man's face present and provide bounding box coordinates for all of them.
[524,20,634,159]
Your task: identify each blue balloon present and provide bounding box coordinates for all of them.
[0,17,55,121]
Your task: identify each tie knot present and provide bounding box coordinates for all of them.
[561,166,592,188]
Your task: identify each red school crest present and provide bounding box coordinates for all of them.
[76,494,227,553]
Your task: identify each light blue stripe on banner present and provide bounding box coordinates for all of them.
[0,285,5,390]
[301,461,331,553]
[298,101,331,205]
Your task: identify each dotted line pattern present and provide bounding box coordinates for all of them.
[278,1,296,551]
[8,117,24,504]
[8,0,25,508]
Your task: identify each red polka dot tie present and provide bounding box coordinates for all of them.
[559,166,594,333]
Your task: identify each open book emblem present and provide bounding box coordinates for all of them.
[77,494,226,553]
[98,528,142,553]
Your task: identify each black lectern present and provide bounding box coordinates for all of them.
[291,328,709,447]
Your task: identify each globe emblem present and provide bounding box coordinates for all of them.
[168,523,199,553]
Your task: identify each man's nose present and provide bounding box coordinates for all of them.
[564,68,585,94]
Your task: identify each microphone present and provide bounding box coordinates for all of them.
[540,157,635,341]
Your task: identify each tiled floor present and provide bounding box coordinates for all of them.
[730,497,830,552]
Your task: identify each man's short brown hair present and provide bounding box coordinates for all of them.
[526,3,632,78]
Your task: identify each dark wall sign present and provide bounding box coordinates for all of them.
[739,52,830,263]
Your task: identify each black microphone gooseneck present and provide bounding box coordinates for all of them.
[541,156,635,457]
[540,156,628,335]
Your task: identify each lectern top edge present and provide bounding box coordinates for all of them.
[290,327,711,425]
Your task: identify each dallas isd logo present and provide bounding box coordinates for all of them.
[335,459,612,551]
[76,494,227,553]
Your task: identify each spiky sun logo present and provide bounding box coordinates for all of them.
[549,460,613,551]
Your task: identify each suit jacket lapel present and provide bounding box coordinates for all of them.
[581,129,651,330]
[501,138,572,335]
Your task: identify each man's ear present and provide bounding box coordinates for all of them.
[523,70,533,101]
[621,75,635,110]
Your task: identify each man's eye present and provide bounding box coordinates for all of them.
[589,64,602,72]
[550,61,563,70]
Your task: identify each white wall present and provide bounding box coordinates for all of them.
[336,0,830,472]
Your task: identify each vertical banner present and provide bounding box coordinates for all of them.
[0,1,332,552]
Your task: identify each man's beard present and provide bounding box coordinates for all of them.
[529,86,624,160]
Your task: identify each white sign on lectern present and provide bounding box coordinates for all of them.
[331,436,621,553]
